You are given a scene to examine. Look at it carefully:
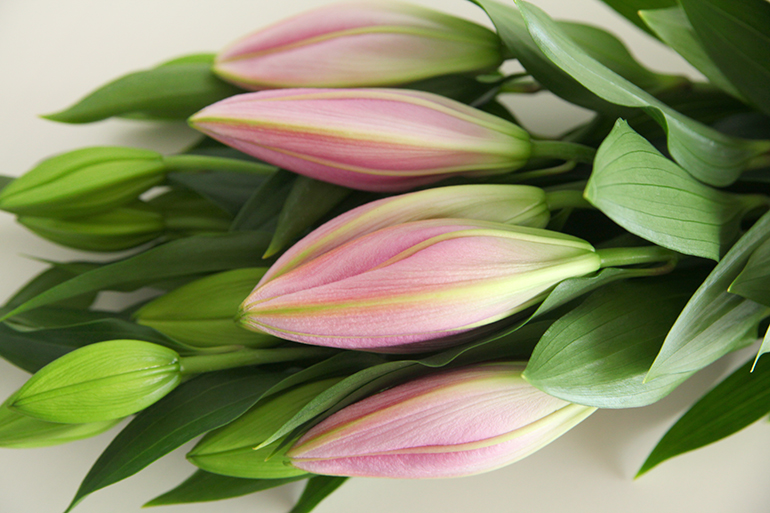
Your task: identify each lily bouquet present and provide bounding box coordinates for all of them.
[1,0,770,512]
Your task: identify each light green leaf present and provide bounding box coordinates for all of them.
[638,356,770,476]
[639,7,743,99]
[598,0,676,36]
[729,237,770,306]
[646,211,770,381]
[559,21,684,92]
[43,54,243,123]
[524,277,696,408]
[516,0,770,187]
[680,0,770,116]
[586,120,757,260]
[144,471,305,507]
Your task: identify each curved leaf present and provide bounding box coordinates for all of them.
[289,477,348,513]
[598,0,676,35]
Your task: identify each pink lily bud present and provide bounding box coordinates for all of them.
[188,88,532,192]
[287,363,596,478]
[262,184,551,282]
[239,219,600,352]
[213,2,503,89]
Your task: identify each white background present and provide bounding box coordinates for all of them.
[1,1,768,512]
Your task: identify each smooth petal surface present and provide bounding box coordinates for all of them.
[241,220,600,352]
[288,363,595,478]
[189,88,531,192]
[214,2,503,89]
[261,184,550,282]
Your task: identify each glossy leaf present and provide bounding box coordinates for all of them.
[43,55,243,123]
[639,356,770,475]
[647,211,770,381]
[471,0,622,114]
[598,0,676,35]
[289,476,348,513]
[729,238,770,306]
[559,21,683,92]
[0,231,272,321]
[516,0,770,187]
[264,177,352,258]
[145,470,305,507]
[681,0,770,116]
[639,7,742,99]
[586,120,754,260]
[525,277,696,408]
[65,369,285,512]
[230,170,296,232]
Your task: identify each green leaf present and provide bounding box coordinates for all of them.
[558,21,684,93]
[0,175,14,192]
[402,74,504,105]
[729,237,770,306]
[638,356,770,475]
[524,276,696,408]
[646,211,770,381]
[753,325,770,369]
[265,177,353,258]
[471,0,623,114]
[516,0,770,187]
[1,262,101,312]
[598,0,676,36]
[639,7,743,99]
[0,231,272,321]
[65,368,285,512]
[43,55,243,123]
[144,470,305,507]
[586,120,755,260]
[289,476,348,513]
[680,0,770,117]
[167,171,268,217]
[0,318,180,373]
[230,170,296,232]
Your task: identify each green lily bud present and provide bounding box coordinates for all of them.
[17,203,164,252]
[0,147,166,217]
[7,340,181,424]
[134,268,279,349]
[0,401,120,448]
[187,378,341,479]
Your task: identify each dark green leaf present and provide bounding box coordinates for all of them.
[586,120,755,260]
[729,237,770,306]
[145,470,305,507]
[65,369,286,512]
[639,7,742,99]
[559,21,684,93]
[231,170,296,232]
[401,74,502,105]
[167,171,268,216]
[265,177,353,258]
[2,263,100,312]
[43,55,243,123]
[681,0,770,116]
[638,356,770,475]
[0,231,272,320]
[525,276,697,408]
[0,318,177,373]
[516,0,770,187]
[647,211,770,381]
[289,476,347,513]
[598,0,676,35]
[471,0,624,114]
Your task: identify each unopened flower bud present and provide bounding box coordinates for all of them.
[214,2,503,89]
[8,340,181,424]
[240,219,600,352]
[135,268,281,349]
[288,363,595,478]
[0,147,166,217]
[189,88,532,192]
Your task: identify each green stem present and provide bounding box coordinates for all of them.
[529,140,596,164]
[179,346,335,375]
[544,189,593,211]
[163,155,276,175]
[596,246,679,269]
